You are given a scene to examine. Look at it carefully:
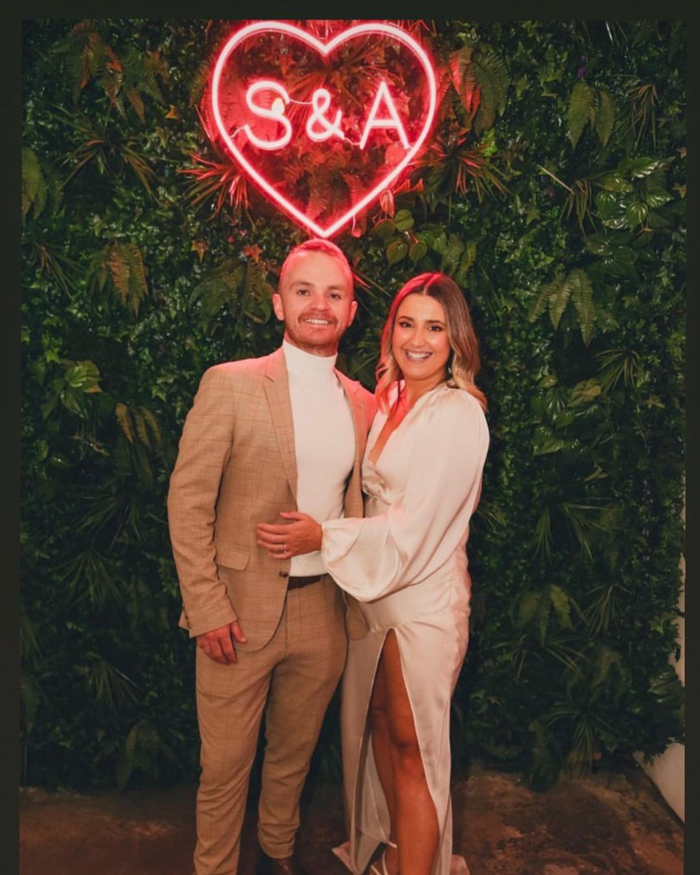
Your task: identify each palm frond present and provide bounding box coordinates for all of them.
[181,149,251,218]
[596,348,646,393]
[59,548,123,608]
[561,178,595,233]
[82,651,138,713]
[20,604,41,661]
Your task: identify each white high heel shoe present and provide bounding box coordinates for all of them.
[370,839,398,875]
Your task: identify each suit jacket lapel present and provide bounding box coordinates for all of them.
[336,371,366,473]
[263,348,298,500]
[336,371,370,523]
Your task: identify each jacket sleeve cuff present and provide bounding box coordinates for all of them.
[180,601,238,638]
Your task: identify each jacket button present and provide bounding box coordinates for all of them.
[279,571,289,578]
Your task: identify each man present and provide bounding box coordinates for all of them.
[168,238,375,875]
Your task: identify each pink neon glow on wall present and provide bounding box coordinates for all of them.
[209,21,438,238]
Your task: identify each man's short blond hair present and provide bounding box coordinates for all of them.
[279,239,354,296]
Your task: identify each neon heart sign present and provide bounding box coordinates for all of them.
[209,21,437,238]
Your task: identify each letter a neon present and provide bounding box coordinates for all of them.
[359,80,410,150]
[243,80,293,151]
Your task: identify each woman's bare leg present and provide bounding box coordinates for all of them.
[382,628,439,875]
[370,646,398,873]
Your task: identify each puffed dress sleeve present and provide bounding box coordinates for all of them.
[321,388,489,602]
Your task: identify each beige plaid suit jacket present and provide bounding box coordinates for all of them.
[168,346,376,650]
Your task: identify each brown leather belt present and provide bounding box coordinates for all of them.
[287,574,324,590]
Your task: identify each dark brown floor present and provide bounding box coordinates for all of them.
[19,762,683,874]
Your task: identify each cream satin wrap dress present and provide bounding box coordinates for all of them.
[322,383,489,875]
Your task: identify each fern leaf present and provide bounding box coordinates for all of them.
[189,59,210,107]
[591,644,622,689]
[244,259,264,300]
[115,402,135,444]
[473,61,496,134]
[116,722,141,790]
[22,148,47,220]
[306,186,326,222]
[535,594,551,644]
[133,439,154,488]
[528,274,561,323]
[518,590,543,627]
[138,406,163,453]
[67,18,101,37]
[473,48,509,134]
[20,671,40,736]
[528,719,561,790]
[437,67,458,122]
[456,240,477,283]
[570,269,596,345]
[566,717,596,775]
[534,507,553,557]
[442,233,464,273]
[222,264,244,301]
[133,407,150,449]
[549,585,573,630]
[450,45,474,91]
[593,85,616,147]
[126,243,148,316]
[450,46,479,116]
[141,51,168,102]
[569,378,602,407]
[82,32,105,91]
[108,245,132,307]
[567,82,593,148]
[549,272,573,329]
[199,278,232,319]
[125,86,145,122]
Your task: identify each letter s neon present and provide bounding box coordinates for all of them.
[242,81,292,151]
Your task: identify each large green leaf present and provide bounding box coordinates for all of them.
[567,82,593,148]
[394,209,414,232]
[386,239,408,265]
[625,202,649,228]
[594,190,619,220]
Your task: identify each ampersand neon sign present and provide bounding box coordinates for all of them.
[306,88,344,143]
[209,21,437,238]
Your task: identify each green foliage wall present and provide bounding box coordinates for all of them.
[21,19,685,792]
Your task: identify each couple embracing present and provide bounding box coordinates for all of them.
[168,238,489,875]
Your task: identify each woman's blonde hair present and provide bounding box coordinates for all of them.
[375,272,487,413]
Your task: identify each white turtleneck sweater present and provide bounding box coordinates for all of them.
[282,340,356,576]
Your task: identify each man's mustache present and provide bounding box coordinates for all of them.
[297,310,337,322]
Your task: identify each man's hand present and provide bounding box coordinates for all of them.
[196,619,247,664]
[256,511,323,559]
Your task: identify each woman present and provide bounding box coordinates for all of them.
[257,273,489,875]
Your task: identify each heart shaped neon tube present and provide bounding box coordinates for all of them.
[210,21,437,238]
